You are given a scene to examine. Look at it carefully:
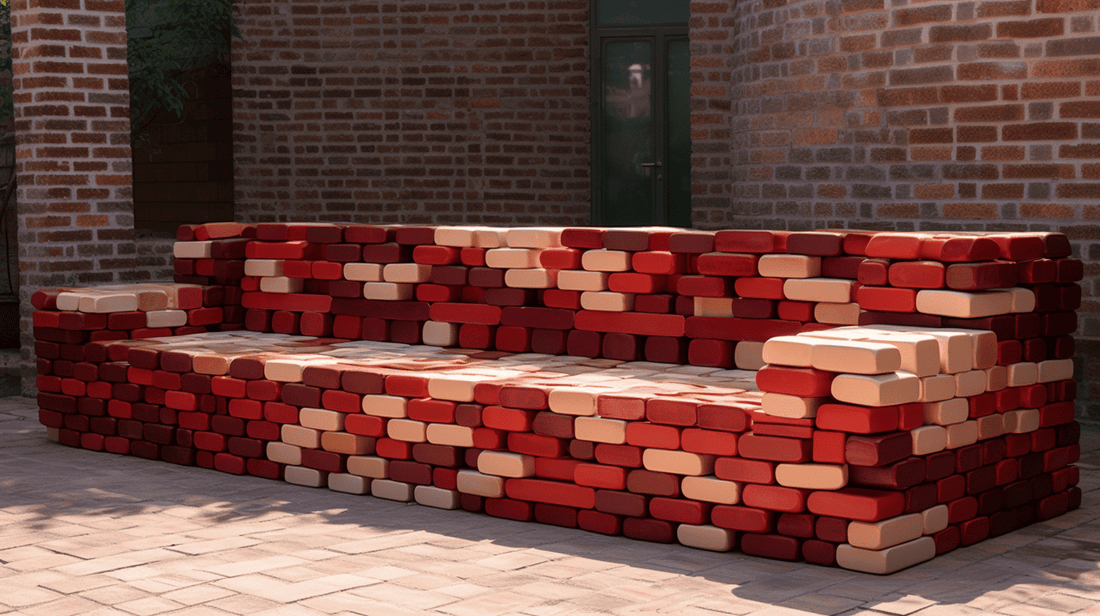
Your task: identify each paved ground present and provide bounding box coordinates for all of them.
[3,395,1100,616]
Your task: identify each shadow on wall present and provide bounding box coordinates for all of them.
[0,139,15,350]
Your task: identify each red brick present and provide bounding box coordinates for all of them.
[954,104,1023,123]
[996,17,1064,37]
[1061,101,1100,119]
[1003,123,1077,141]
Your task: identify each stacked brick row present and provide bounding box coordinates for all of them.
[30,325,1080,574]
[755,326,1079,573]
[181,225,1080,373]
[30,225,1083,574]
[31,281,237,405]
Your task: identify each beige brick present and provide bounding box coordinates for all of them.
[677,524,736,552]
[285,466,327,488]
[681,475,742,505]
[642,449,715,476]
[478,451,536,478]
[836,537,936,575]
[328,473,371,495]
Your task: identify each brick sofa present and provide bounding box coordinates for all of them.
[32,223,1083,574]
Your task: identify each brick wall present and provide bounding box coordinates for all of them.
[11,0,136,394]
[689,0,737,227]
[688,0,1100,420]
[132,63,234,234]
[231,0,591,227]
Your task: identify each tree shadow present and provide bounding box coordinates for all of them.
[4,394,1100,613]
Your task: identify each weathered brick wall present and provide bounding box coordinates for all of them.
[11,0,136,394]
[689,0,737,226]
[132,64,234,234]
[231,0,590,227]
[688,0,1100,420]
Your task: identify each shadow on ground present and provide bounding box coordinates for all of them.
[3,395,1100,614]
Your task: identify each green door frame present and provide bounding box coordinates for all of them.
[590,8,688,227]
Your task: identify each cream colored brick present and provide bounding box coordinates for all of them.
[831,372,920,407]
[1038,358,1074,383]
[810,340,902,375]
[922,504,949,535]
[761,336,814,368]
[284,466,327,488]
[415,486,461,510]
[174,240,213,259]
[836,537,936,575]
[681,475,742,505]
[945,420,978,449]
[145,309,188,328]
[1007,362,1038,387]
[485,248,543,269]
[757,254,821,278]
[387,419,427,443]
[547,387,600,416]
[505,268,557,288]
[954,370,988,398]
[734,341,766,370]
[574,416,627,444]
[677,524,735,552]
[426,424,475,448]
[244,259,283,277]
[642,450,715,476]
[328,473,371,495]
[915,289,1013,319]
[848,513,923,550]
[581,291,634,312]
[267,441,302,466]
[383,263,432,283]
[911,425,947,456]
[814,302,861,325]
[371,479,414,502]
[558,270,609,291]
[581,249,633,272]
[343,263,384,282]
[919,374,956,402]
[478,451,536,478]
[761,393,825,419]
[775,463,848,490]
[506,227,563,248]
[362,395,407,418]
[422,321,460,347]
[299,408,345,432]
[986,365,1008,392]
[923,398,968,426]
[783,277,854,303]
[456,470,507,498]
[281,425,321,449]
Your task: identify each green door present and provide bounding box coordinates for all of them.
[591,1,690,227]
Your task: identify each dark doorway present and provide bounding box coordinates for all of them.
[591,0,690,227]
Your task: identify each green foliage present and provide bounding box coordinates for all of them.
[126,0,241,134]
[0,0,240,138]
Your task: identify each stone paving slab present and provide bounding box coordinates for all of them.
[2,395,1100,616]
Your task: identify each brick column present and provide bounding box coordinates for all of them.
[11,0,134,395]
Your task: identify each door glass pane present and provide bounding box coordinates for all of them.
[665,38,691,228]
[602,40,654,226]
[598,0,689,26]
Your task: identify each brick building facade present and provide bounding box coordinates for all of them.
[9,0,1100,418]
